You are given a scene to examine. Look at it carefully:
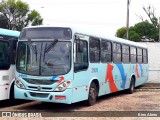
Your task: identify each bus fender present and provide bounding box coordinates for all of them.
[7,78,15,99]
[88,77,100,95]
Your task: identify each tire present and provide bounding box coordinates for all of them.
[8,83,17,105]
[127,77,135,94]
[85,82,98,106]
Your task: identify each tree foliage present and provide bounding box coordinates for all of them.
[0,14,8,28]
[116,27,126,39]
[116,4,159,42]
[0,0,43,31]
[116,21,158,42]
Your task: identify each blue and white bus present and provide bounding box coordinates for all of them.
[0,28,20,100]
[15,26,148,105]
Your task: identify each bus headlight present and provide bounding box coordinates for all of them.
[15,78,25,89]
[54,80,71,92]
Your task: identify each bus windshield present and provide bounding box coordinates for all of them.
[0,41,9,70]
[16,41,71,76]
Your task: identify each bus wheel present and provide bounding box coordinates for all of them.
[127,77,135,94]
[86,82,97,106]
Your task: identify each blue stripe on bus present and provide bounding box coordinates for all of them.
[116,64,127,89]
[51,76,58,81]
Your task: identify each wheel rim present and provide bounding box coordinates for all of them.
[89,87,96,103]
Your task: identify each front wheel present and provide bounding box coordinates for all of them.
[85,82,97,106]
[127,77,135,94]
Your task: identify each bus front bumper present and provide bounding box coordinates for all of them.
[14,85,72,104]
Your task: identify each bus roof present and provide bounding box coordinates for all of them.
[23,25,147,49]
[0,28,20,37]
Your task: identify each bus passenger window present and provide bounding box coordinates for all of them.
[113,43,122,63]
[101,40,112,62]
[74,39,88,72]
[122,45,130,63]
[130,47,136,63]
[89,37,100,63]
[137,48,142,63]
[143,49,148,63]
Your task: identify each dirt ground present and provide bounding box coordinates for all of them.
[0,83,160,120]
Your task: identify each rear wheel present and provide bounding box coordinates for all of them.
[127,77,135,94]
[85,82,97,106]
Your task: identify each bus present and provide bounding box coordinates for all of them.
[14,26,148,105]
[0,28,20,100]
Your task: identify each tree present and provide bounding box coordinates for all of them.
[134,21,158,40]
[129,31,141,42]
[116,27,126,39]
[143,5,158,28]
[116,21,159,42]
[0,0,43,31]
[0,14,8,29]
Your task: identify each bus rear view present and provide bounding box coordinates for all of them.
[15,26,73,104]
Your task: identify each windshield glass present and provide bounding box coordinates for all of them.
[16,41,71,76]
[0,41,9,70]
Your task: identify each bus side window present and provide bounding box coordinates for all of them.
[113,43,122,63]
[89,37,100,63]
[143,49,148,64]
[74,39,88,72]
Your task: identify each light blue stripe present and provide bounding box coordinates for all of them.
[0,28,20,37]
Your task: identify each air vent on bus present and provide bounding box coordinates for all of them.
[29,92,49,98]
[23,78,58,85]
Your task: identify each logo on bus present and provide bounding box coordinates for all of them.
[37,86,41,91]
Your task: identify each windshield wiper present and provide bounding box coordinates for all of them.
[43,39,58,61]
[44,39,58,53]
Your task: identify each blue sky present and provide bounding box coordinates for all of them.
[22,0,160,36]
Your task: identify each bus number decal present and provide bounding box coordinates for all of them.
[91,68,98,73]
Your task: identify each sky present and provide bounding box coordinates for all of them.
[22,0,160,36]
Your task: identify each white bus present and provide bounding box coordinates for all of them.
[0,28,20,100]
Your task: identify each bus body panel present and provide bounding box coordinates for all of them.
[14,85,73,104]
[15,66,74,104]
[0,29,20,100]
[0,65,15,100]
